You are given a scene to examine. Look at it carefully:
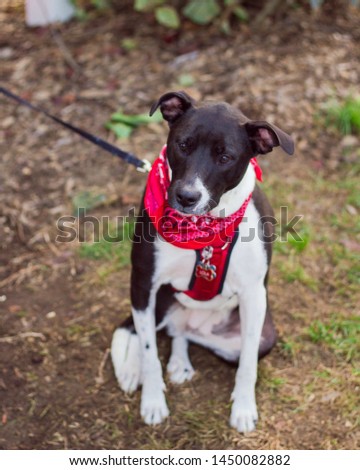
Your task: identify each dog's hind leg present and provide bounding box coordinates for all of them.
[111,317,141,394]
[132,302,170,425]
[111,302,171,424]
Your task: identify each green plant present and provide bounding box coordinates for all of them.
[71,0,359,27]
[156,5,180,29]
[134,0,179,28]
[182,0,221,25]
[276,253,318,291]
[322,96,360,135]
[280,264,317,290]
[287,224,311,253]
[258,367,286,395]
[72,191,107,215]
[78,220,134,267]
[308,315,360,361]
[70,0,111,19]
[105,109,162,139]
[177,73,196,87]
[280,338,300,358]
[134,0,248,30]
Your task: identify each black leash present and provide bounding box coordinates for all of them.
[0,86,151,173]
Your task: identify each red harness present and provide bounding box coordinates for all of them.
[144,146,262,301]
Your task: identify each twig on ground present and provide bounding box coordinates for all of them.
[95,348,110,386]
[49,27,81,75]
[43,231,61,256]
[0,332,46,343]
[253,0,284,27]
[0,264,44,288]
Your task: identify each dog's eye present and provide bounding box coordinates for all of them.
[178,142,188,152]
[218,154,231,165]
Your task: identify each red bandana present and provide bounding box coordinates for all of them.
[144,146,262,250]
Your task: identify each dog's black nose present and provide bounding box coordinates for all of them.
[176,188,201,208]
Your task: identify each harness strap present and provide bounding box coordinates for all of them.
[176,228,240,301]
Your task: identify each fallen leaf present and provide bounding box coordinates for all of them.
[9,305,21,314]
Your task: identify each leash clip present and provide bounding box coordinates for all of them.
[137,159,152,173]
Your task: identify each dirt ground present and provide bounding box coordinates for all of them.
[0,1,359,450]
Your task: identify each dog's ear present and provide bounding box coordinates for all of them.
[245,121,294,156]
[149,91,195,125]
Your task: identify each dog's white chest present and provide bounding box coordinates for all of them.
[154,239,235,309]
[154,199,267,311]
[154,239,196,291]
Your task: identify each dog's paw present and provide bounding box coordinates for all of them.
[141,388,169,425]
[111,328,141,394]
[229,398,258,434]
[167,355,195,384]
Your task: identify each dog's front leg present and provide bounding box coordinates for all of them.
[230,282,267,433]
[167,336,195,384]
[132,297,169,425]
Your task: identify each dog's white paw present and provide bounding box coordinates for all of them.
[167,355,195,384]
[141,387,169,425]
[111,328,141,394]
[230,397,258,434]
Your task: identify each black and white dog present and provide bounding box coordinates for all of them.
[111,91,294,433]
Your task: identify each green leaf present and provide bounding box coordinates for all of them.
[183,0,220,25]
[121,38,138,51]
[234,6,249,21]
[155,6,180,29]
[105,109,163,139]
[109,110,163,126]
[134,0,164,12]
[178,73,195,87]
[105,122,134,139]
[220,19,231,35]
[90,0,110,9]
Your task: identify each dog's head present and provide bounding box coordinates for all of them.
[150,91,294,215]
